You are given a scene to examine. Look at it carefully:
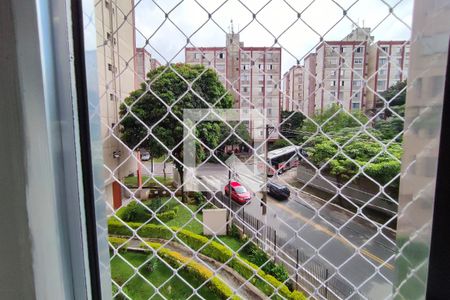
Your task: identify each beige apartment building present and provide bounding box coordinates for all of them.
[185,32,282,141]
[315,40,369,112]
[287,27,409,116]
[135,48,162,88]
[303,53,317,116]
[366,41,410,110]
[95,0,136,207]
[282,65,304,112]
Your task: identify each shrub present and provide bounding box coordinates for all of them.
[155,210,176,222]
[116,201,151,222]
[193,192,206,205]
[249,248,269,267]
[230,224,240,239]
[269,264,290,283]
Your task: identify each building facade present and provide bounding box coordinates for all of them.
[287,28,409,117]
[303,53,317,116]
[366,41,410,110]
[95,0,136,207]
[282,65,304,112]
[315,40,369,112]
[185,32,281,141]
[135,48,162,88]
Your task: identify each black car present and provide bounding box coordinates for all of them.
[267,181,290,200]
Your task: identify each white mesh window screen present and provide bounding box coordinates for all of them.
[80,0,430,299]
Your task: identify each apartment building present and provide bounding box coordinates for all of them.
[366,41,410,110]
[282,65,304,112]
[185,32,282,141]
[95,0,136,207]
[303,53,317,116]
[135,48,162,88]
[315,40,369,112]
[288,27,409,116]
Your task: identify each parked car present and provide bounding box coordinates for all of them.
[267,181,290,200]
[140,151,150,161]
[224,181,252,205]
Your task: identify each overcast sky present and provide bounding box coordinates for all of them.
[133,0,413,73]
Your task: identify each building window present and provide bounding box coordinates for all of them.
[330,70,336,76]
[267,64,273,70]
[356,47,363,53]
[354,58,363,64]
[258,75,264,82]
[340,80,345,87]
[242,64,250,70]
[340,70,345,76]
[243,87,248,93]
[330,91,336,100]
[329,58,338,65]
[352,102,361,109]
[109,93,115,101]
[241,75,249,81]
[108,63,113,71]
[353,80,361,87]
[331,80,336,86]
[377,80,386,90]
[218,52,224,59]
[194,53,201,59]
[258,64,263,70]
[379,58,387,66]
[381,46,389,53]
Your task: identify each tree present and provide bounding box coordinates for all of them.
[279,111,305,139]
[379,80,407,107]
[302,104,368,134]
[119,64,233,200]
[219,121,251,149]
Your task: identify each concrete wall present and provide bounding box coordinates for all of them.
[296,166,398,216]
[203,209,228,236]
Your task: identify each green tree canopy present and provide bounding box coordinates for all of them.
[119,64,233,195]
[379,80,407,107]
[302,104,369,134]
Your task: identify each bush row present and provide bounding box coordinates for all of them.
[108,236,129,251]
[116,201,177,223]
[108,219,306,300]
[144,242,240,300]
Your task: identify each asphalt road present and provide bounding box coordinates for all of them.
[195,162,396,299]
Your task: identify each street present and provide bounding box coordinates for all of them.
[141,159,396,298]
[196,162,396,299]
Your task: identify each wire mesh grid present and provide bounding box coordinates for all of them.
[83,0,419,299]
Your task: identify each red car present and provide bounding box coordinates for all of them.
[224,181,252,204]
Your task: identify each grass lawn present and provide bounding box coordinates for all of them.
[111,251,217,300]
[123,175,173,188]
[163,200,204,235]
[217,236,254,262]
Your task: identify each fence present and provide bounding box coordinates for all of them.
[207,192,357,299]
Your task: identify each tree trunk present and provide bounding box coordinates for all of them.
[174,161,186,203]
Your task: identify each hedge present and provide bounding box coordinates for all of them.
[116,201,177,223]
[108,219,306,300]
[108,236,129,250]
[144,242,240,300]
